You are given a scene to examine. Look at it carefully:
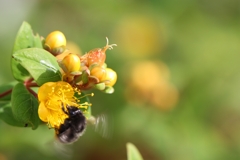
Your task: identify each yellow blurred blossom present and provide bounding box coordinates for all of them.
[66,41,83,56]
[113,15,166,58]
[125,61,178,110]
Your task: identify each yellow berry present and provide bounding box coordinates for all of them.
[44,31,66,54]
[90,66,106,81]
[103,68,117,87]
[62,53,81,73]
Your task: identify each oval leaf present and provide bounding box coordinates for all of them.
[11,83,40,129]
[33,33,43,48]
[127,143,144,160]
[0,104,26,127]
[11,21,42,81]
[13,48,62,86]
[75,92,92,119]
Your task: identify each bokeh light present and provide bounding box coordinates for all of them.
[124,60,178,110]
[113,14,166,58]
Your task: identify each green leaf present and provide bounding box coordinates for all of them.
[0,81,18,101]
[13,48,62,86]
[75,92,92,119]
[11,83,40,129]
[83,105,92,119]
[11,21,42,81]
[0,104,26,127]
[0,102,11,108]
[127,143,144,160]
[33,33,43,48]
[0,102,10,109]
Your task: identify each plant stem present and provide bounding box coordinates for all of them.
[0,89,12,98]
[25,77,34,83]
[24,77,38,87]
[24,78,39,98]
[27,82,38,87]
[27,88,38,98]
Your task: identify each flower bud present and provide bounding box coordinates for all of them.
[62,53,81,73]
[103,68,117,87]
[44,31,66,55]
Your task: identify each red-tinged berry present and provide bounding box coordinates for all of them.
[81,38,117,67]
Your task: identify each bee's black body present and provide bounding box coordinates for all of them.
[56,106,86,144]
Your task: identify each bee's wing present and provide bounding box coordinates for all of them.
[53,140,74,159]
[44,138,74,160]
[87,113,114,139]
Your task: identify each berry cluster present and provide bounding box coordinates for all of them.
[44,31,117,93]
[0,22,118,132]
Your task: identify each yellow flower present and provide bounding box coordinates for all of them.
[38,81,79,128]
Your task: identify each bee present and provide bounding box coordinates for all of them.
[52,105,112,158]
[55,105,87,144]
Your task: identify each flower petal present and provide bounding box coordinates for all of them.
[38,102,49,122]
[38,82,55,101]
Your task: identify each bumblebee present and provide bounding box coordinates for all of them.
[55,105,86,144]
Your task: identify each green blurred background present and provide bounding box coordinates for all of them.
[0,0,240,159]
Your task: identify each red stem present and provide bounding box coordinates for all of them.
[0,89,12,98]
[0,78,39,99]
[27,88,38,98]
[23,78,39,98]
[25,77,34,83]
[27,82,39,87]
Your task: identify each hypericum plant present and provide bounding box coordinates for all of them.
[0,22,117,133]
